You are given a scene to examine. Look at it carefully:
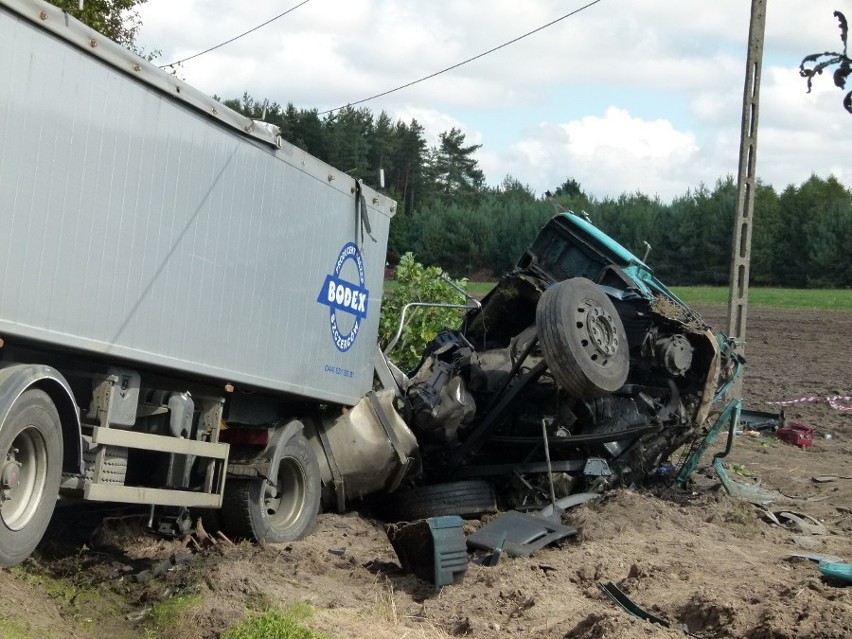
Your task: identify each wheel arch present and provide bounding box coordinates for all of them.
[220,420,321,543]
[0,364,83,474]
[264,419,306,480]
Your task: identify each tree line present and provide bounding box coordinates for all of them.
[218,94,484,221]
[396,174,852,288]
[226,94,851,288]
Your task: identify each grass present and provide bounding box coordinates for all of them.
[145,594,203,636]
[372,577,399,625]
[670,286,852,310]
[385,280,851,310]
[11,563,105,624]
[222,603,324,639]
[0,616,32,639]
[465,281,495,298]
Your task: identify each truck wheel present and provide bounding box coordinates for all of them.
[0,390,63,567]
[536,277,629,399]
[221,434,320,543]
[380,480,497,522]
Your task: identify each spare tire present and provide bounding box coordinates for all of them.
[381,480,497,522]
[536,277,629,399]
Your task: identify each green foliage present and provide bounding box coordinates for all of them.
[389,183,551,277]
[223,604,323,639]
[379,254,469,371]
[749,183,782,285]
[224,97,430,215]
[48,0,148,49]
[429,127,485,204]
[554,178,585,199]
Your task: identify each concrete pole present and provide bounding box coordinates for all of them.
[726,0,767,399]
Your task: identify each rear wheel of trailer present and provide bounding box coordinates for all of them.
[222,433,321,542]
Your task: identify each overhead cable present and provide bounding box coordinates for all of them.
[318,0,605,116]
[161,0,313,68]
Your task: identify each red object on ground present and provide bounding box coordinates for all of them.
[776,421,815,448]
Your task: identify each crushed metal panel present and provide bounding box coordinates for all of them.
[466,510,577,557]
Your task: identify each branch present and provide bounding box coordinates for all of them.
[799,11,852,112]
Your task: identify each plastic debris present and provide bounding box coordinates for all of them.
[819,561,852,582]
[714,458,779,506]
[776,511,827,536]
[787,553,845,563]
[791,535,820,549]
[467,510,577,558]
[812,474,852,483]
[599,581,670,627]
[776,422,815,448]
[387,516,468,587]
[538,492,601,519]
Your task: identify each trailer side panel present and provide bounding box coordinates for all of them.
[0,5,393,405]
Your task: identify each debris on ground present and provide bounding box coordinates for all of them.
[386,516,468,586]
[776,421,816,447]
[775,511,828,536]
[467,510,578,558]
[819,561,852,583]
[599,581,672,628]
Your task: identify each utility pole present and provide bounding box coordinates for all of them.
[727,0,766,399]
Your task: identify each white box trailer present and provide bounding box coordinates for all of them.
[0,0,417,566]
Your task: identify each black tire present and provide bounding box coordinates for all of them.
[382,480,497,522]
[221,433,320,543]
[0,389,63,567]
[536,277,629,399]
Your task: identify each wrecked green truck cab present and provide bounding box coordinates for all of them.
[397,212,739,510]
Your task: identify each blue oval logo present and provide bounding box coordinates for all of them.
[317,243,369,352]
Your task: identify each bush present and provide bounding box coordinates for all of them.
[379,253,469,372]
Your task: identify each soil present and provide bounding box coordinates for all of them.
[1,305,850,639]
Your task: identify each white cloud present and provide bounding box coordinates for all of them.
[135,0,852,198]
[498,108,700,200]
[752,66,851,188]
[388,107,476,148]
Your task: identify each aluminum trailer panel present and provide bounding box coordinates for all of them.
[0,0,395,405]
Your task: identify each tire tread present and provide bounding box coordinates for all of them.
[536,278,629,399]
[384,480,497,522]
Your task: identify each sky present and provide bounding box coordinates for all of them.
[136,0,852,202]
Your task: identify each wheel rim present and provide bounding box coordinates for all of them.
[1,426,49,531]
[263,458,307,532]
[576,299,620,361]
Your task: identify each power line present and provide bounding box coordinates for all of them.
[161,0,313,68]
[318,0,605,116]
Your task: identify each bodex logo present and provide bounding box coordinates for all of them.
[317,242,369,352]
